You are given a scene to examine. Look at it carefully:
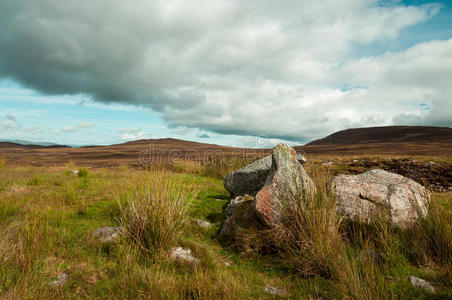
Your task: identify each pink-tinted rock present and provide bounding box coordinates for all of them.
[253,144,315,227]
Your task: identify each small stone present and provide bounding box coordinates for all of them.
[48,273,69,287]
[263,285,287,296]
[170,247,200,264]
[224,261,231,267]
[408,276,435,293]
[195,219,211,228]
[321,160,334,166]
[93,227,123,243]
[72,169,79,174]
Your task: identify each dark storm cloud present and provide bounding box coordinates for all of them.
[0,0,449,142]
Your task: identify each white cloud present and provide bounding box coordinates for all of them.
[62,126,76,132]
[119,128,152,140]
[1,114,18,130]
[0,0,449,142]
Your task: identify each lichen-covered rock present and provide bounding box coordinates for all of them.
[332,169,430,227]
[223,156,272,197]
[223,153,307,197]
[253,144,315,227]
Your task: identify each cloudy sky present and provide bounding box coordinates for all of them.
[0,0,451,147]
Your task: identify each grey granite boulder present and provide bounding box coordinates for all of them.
[332,169,430,228]
[253,144,315,227]
[223,156,272,197]
[223,153,307,197]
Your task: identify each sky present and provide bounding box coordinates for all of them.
[0,0,451,147]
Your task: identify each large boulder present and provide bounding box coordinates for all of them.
[223,156,272,197]
[223,154,307,197]
[332,169,430,227]
[253,144,315,227]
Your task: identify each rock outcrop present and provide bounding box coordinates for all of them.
[223,152,307,197]
[253,144,315,227]
[223,156,273,197]
[332,169,430,227]
[220,144,314,236]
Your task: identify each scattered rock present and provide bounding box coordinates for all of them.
[93,227,123,243]
[263,285,287,296]
[321,160,335,166]
[48,273,69,287]
[408,276,435,293]
[170,247,200,264]
[195,219,211,228]
[332,169,430,228]
[253,144,315,227]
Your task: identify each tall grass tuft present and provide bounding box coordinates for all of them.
[119,171,197,257]
[78,168,89,178]
[255,165,395,298]
[402,199,452,266]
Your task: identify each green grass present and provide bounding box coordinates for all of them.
[0,164,450,299]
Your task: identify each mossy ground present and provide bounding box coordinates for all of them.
[0,163,450,299]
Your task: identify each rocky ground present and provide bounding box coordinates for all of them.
[316,158,452,193]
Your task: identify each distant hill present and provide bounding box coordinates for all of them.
[298,126,452,156]
[0,139,70,148]
[306,126,452,146]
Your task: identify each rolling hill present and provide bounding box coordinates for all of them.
[1,126,452,166]
[306,126,452,146]
[298,126,452,156]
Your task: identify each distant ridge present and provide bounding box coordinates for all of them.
[306,126,452,146]
[0,141,70,149]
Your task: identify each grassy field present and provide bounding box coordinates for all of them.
[0,159,451,299]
